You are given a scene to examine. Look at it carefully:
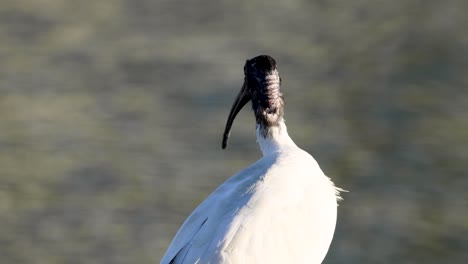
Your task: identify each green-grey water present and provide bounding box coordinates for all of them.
[0,1,467,263]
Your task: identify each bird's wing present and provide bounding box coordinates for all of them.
[161,158,271,264]
[162,217,208,264]
[166,217,208,264]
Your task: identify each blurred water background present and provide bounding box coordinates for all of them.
[1,0,467,263]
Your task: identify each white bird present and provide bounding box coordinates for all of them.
[161,55,342,264]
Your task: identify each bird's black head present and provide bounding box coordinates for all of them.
[222,55,284,149]
[244,55,283,124]
[244,55,277,74]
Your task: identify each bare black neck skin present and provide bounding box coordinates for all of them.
[246,60,285,139]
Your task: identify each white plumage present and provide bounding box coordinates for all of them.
[161,55,341,264]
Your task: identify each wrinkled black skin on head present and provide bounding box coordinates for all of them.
[221,55,285,149]
[244,55,284,133]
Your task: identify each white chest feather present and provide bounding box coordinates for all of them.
[216,152,338,264]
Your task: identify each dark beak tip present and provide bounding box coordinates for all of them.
[221,135,228,149]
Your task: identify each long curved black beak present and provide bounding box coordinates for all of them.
[222,81,251,149]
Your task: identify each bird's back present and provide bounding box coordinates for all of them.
[161,148,339,264]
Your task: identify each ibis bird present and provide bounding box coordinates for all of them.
[161,55,342,264]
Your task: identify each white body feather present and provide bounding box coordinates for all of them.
[161,123,340,264]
